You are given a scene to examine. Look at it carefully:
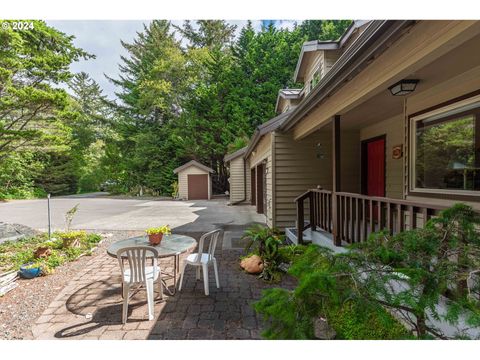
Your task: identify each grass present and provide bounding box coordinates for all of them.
[0,231,102,275]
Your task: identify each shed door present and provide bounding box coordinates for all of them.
[187,174,208,200]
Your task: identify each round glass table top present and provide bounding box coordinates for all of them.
[107,234,197,258]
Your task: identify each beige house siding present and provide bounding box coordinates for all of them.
[278,98,301,114]
[245,157,251,202]
[228,156,246,203]
[304,52,323,91]
[248,133,273,227]
[360,115,404,199]
[324,50,341,73]
[273,130,333,230]
[265,146,273,227]
[177,165,211,200]
[340,131,361,193]
[249,133,272,167]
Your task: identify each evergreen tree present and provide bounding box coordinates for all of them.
[173,20,237,49]
[0,20,91,198]
[106,20,188,195]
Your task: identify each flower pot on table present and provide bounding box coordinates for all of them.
[148,233,163,245]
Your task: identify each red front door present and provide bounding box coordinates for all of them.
[366,138,385,197]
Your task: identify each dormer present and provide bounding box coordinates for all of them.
[293,20,371,95]
[275,89,302,114]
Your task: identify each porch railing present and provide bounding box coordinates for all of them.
[295,188,333,244]
[294,190,445,245]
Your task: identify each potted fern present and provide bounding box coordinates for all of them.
[145,225,171,245]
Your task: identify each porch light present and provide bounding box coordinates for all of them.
[388,79,419,96]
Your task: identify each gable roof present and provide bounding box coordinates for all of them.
[293,20,370,82]
[173,160,214,174]
[275,89,303,113]
[224,146,247,162]
[281,21,411,132]
[244,109,294,159]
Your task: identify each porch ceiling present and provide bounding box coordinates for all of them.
[340,33,480,130]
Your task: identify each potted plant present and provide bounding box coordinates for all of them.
[19,262,42,279]
[146,225,171,245]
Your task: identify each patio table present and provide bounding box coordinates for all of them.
[107,234,197,295]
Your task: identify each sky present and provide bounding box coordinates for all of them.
[47,20,298,100]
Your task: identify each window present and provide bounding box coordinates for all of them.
[311,68,321,89]
[411,98,480,194]
[305,68,321,95]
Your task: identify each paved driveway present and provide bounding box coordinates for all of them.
[0,194,264,232]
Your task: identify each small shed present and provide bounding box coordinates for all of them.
[173,160,214,200]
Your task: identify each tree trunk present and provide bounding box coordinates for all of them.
[415,312,427,338]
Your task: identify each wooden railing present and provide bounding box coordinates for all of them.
[295,188,333,243]
[294,190,445,245]
[335,192,444,244]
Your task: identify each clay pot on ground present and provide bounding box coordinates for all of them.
[240,254,264,274]
[62,238,81,249]
[34,247,51,259]
[148,233,163,245]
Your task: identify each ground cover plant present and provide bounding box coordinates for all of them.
[0,231,102,275]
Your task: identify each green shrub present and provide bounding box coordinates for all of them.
[242,225,284,282]
[254,244,412,340]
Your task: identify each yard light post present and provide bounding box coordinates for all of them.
[47,193,51,240]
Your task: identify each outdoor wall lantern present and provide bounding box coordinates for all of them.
[388,79,419,96]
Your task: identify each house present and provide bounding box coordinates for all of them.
[224,147,250,204]
[173,160,214,200]
[224,20,372,226]
[226,20,480,248]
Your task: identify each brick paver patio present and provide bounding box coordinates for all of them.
[31,232,295,340]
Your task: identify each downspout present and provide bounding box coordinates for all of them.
[230,156,247,205]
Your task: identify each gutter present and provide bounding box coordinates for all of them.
[280,20,413,132]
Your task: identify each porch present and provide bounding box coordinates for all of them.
[284,25,480,244]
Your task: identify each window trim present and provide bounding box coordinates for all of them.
[409,94,480,196]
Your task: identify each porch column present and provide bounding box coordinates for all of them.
[332,115,341,246]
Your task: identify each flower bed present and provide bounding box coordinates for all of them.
[0,231,102,275]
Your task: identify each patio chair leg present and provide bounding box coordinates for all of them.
[178,263,187,292]
[213,259,220,289]
[196,267,201,281]
[202,264,209,296]
[146,279,154,321]
[122,282,130,324]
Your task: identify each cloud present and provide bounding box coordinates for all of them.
[47,20,298,100]
[272,20,297,31]
[48,20,148,100]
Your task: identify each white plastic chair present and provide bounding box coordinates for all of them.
[178,229,221,296]
[116,246,163,324]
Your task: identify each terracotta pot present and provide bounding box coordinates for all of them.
[148,233,163,245]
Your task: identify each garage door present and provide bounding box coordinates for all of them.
[187,174,209,200]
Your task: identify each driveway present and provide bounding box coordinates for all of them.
[0,194,264,233]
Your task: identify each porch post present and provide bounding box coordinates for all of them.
[332,115,342,246]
